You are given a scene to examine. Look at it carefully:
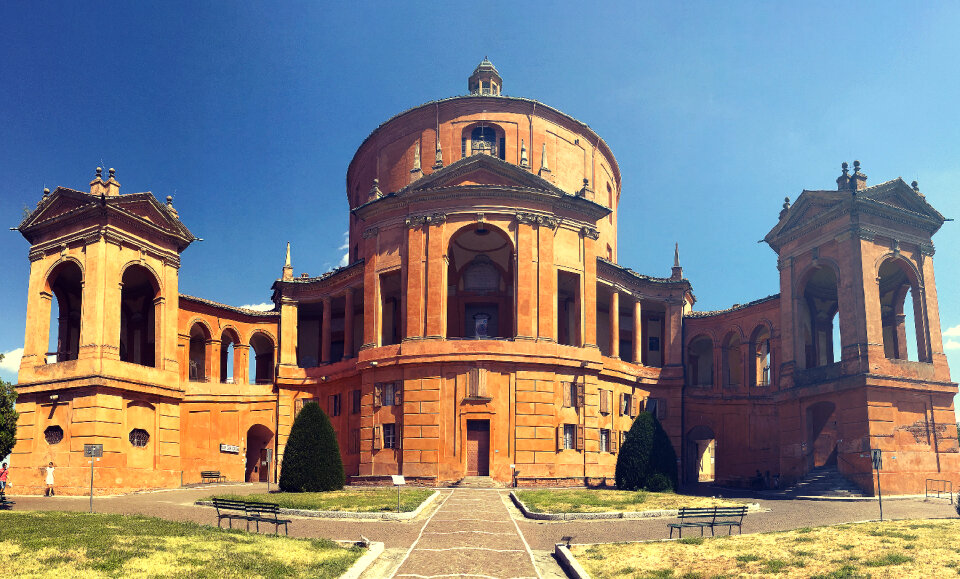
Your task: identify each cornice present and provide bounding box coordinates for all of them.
[515,211,558,229]
[405,212,447,229]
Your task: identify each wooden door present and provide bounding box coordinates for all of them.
[259,449,269,482]
[466,420,490,476]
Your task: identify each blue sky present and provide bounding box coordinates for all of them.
[2,2,960,407]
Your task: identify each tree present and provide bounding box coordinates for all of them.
[615,411,678,492]
[0,353,19,461]
[278,401,344,492]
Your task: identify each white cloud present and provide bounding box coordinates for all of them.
[338,230,349,267]
[944,339,960,351]
[240,302,274,312]
[0,348,23,373]
[944,324,960,338]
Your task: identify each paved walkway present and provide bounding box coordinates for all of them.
[392,488,540,579]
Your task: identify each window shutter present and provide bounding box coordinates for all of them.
[295,398,304,417]
[373,425,382,450]
[373,383,382,408]
[600,390,609,414]
[619,393,626,416]
[397,425,402,449]
[611,430,619,454]
[394,382,402,404]
[576,425,585,451]
[576,382,585,408]
[328,395,334,416]
[563,383,572,407]
[557,425,564,451]
[632,395,640,417]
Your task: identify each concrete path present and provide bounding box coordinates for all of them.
[391,488,540,579]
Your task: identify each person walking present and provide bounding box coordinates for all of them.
[0,462,8,492]
[42,462,55,497]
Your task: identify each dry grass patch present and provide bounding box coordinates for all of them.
[210,487,434,512]
[515,489,747,513]
[572,519,960,578]
[0,511,362,578]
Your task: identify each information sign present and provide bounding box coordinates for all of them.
[83,444,103,458]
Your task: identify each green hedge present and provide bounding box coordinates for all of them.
[615,412,678,491]
[279,401,345,492]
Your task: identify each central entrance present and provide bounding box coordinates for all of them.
[466,420,490,476]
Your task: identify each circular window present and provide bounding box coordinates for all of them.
[44,425,64,445]
[129,428,150,447]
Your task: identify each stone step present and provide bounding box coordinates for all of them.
[455,476,504,488]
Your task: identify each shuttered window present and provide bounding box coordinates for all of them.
[600,390,609,414]
[373,425,382,450]
[576,425,585,451]
[562,382,573,407]
[575,382,585,408]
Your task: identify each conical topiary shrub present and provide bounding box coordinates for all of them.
[278,401,345,492]
[615,412,678,492]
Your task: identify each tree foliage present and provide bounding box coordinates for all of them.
[278,401,344,492]
[615,412,678,492]
[0,353,19,461]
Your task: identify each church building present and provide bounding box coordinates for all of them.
[10,60,958,495]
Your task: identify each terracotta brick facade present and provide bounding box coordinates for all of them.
[11,62,956,495]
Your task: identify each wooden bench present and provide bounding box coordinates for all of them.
[668,506,748,538]
[211,498,291,535]
[245,502,291,535]
[212,498,249,529]
[201,471,226,484]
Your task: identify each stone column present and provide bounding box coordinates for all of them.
[609,290,620,359]
[343,288,354,360]
[235,344,250,385]
[279,297,298,366]
[207,339,220,383]
[425,216,447,339]
[633,299,643,364]
[321,296,332,364]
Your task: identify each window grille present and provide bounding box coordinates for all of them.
[600,429,610,452]
[383,424,397,449]
[44,425,64,445]
[129,428,150,447]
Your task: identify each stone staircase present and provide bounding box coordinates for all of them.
[454,476,506,488]
[772,465,865,498]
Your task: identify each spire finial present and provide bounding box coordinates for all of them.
[519,139,529,168]
[674,242,680,267]
[282,242,293,280]
[285,242,291,267]
[96,166,103,178]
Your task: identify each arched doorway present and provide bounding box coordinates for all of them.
[246,424,274,483]
[806,401,838,469]
[685,425,716,483]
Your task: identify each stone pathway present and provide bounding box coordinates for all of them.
[392,488,540,579]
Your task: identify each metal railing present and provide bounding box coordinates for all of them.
[926,478,953,503]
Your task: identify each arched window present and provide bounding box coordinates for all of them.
[249,332,275,385]
[721,332,741,388]
[799,265,840,369]
[188,323,210,381]
[878,259,927,362]
[687,336,714,387]
[46,261,83,363]
[447,224,514,339]
[462,124,505,160]
[220,329,240,383]
[120,265,160,367]
[750,325,772,387]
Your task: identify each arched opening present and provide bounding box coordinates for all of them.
[721,332,742,388]
[461,123,505,160]
[188,322,210,382]
[878,259,926,362]
[799,265,840,369]
[120,265,160,367]
[245,423,274,483]
[248,332,275,384]
[750,325,772,387]
[557,271,581,347]
[685,425,716,483]
[447,224,514,339]
[220,329,240,384]
[806,401,838,469]
[687,336,714,387]
[46,261,83,363]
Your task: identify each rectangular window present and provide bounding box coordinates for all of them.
[375,382,401,407]
[647,398,666,420]
[621,393,633,417]
[562,382,574,407]
[600,428,610,452]
[352,389,361,414]
[328,394,341,417]
[600,390,610,414]
[383,383,395,407]
[563,424,576,450]
[383,423,397,449]
[295,397,319,417]
[467,367,488,398]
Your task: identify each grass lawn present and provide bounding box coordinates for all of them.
[514,489,747,513]
[209,487,435,513]
[0,511,362,578]
[572,518,960,578]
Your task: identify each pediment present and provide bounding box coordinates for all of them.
[861,178,945,221]
[18,188,97,230]
[404,154,564,196]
